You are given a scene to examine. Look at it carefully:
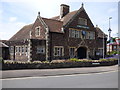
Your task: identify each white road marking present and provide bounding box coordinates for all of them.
[1,70,118,81]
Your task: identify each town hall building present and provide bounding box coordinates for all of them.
[6,3,107,61]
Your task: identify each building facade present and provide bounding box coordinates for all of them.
[107,37,120,53]
[0,40,10,60]
[7,4,107,61]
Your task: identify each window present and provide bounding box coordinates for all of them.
[35,26,41,36]
[54,46,64,56]
[19,47,21,52]
[71,30,75,37]
[114,46,117,49]
[61,27,64,32]
[98,48,103,56]
[37,46,45,54]
[75,30,80,38]
[69,47,75,58]
[69,29,81,38]
[25,46,28,52]
[21,46,24,53]
[89,32,95,39]
[78,18,87,25]
[10,46,14,53]
[85,32,89,39]
[16,46,18,53]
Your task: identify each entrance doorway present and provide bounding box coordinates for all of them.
[77,47,87,59]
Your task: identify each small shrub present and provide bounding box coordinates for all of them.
[33,61,42,63]
[51,60,66,63]
[70,58,80,62]
[42,61,50,63]
[99,58,118,62]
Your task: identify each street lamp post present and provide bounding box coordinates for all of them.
[108,17,112,55]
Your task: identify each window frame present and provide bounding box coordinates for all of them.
[69,47,76,58]
[54,46,64,56]
[78,18,87,25]
[37,46,45,54]
[35,26,41,37]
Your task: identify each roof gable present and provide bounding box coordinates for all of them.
[9,17,63,41]
[63,7,94,28]
[50,6,94,29]
[9,24,33,41]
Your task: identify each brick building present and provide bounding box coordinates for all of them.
[7,4,107,61]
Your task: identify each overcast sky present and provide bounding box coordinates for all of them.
[0,0,119,40]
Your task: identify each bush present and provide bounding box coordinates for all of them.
[107,51,120,55]
[2,58,118,70]
[0,57,3,63]
[99,58,118,62]
[70,58,80,62]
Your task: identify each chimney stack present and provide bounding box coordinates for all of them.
[60,4,69,19]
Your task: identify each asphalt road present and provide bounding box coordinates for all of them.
[1,65,118,79]
[2,70,118,88]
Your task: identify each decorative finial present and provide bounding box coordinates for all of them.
[82,3,84,7]
[96,25,98,27]
[38,12,40,16]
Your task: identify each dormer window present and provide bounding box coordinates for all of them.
[35,26,41,36]
[78,18,87,25]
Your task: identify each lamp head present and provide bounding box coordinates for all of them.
[108,28,112,32]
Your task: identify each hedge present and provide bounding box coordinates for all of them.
[2,58,118,70]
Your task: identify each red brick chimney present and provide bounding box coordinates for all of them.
[60,4,69,19]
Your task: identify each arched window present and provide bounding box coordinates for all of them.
[35,26,41,36]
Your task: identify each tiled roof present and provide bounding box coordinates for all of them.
[9,18,63,41]
[60,10,78,25]
[50,16,60,20]
[50,10,78,25]
[42,18,63,33]
[96,27,107,38]
[9,24,33,41]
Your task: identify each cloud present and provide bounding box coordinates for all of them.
[0,1,118,40]
[1,0,119,2]
[9,17,17,22]
[0,21,27,40]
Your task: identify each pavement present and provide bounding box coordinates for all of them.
[1,65,118,79]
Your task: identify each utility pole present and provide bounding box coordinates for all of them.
[108,17,112,55]
[102,25,105,59]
